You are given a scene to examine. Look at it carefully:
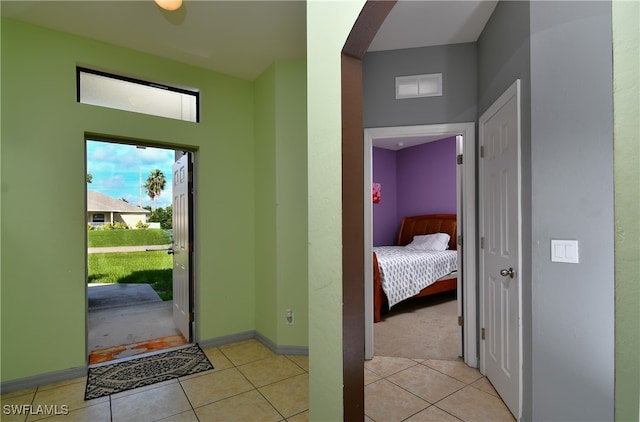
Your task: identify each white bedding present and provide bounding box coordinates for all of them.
[373,246,458,308]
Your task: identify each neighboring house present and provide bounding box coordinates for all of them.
[87,191,150,228]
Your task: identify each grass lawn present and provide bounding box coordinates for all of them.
[88,229,172,248]
[88,251,173,300]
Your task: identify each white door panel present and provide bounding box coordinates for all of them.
[172,153,191,341]
[480,80,521,419]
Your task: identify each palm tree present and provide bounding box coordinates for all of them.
[144,169,166,210]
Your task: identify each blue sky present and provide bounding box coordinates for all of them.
[86,140,174,209]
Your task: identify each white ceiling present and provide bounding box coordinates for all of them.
[370,0,497,52]
[1,0,496,81]
[0,0,307,81]
[2,0,496,149]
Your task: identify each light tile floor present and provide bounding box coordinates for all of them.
[1,339,514,422]
[365,356,515,422]
[0,340,308,422]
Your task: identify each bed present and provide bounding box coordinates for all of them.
[373,213,458,323]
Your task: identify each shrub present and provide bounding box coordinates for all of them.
[136,220,150,229]
[102,223,114,230]
[147,206,172,230]
[113,221,129,230]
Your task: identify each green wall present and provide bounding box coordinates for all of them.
[254,60,308,347]
[306,1,365,420]
[613,0,640,420]
[255,64,279,342]
[274,61,308,346]
[1,18,307,383]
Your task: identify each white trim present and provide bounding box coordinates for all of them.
[363,123,477,367]
[478,79,522,419]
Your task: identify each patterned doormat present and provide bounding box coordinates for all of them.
[85,344,213,400]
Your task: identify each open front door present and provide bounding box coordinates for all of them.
[171,153,192,341]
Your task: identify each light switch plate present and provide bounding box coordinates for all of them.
[551,240,579,263]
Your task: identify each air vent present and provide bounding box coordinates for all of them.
[395,73,442,99]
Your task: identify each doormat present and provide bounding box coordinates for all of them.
[89,334,189,365]
[85,344,213,400]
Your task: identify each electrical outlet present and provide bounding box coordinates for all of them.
[286,309,294,325]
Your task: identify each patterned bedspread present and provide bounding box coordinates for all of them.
[373,246,458,308]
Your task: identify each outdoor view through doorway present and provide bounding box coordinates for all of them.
[86,139,188,364]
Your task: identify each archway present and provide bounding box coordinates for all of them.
[340,1,396,419]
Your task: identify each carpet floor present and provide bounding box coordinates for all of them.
[85,344,213,400]
[374,291,459,360]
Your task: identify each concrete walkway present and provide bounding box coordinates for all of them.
[88,244,172,254]
[88,283,162,310]
[87,283,179,352]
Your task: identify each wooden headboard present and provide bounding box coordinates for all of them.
[396,214,457,250]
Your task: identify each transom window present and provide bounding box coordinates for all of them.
[77,67,199,122]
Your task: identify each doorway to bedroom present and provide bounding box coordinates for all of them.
[86,138,195,365]
[364,123,477,366]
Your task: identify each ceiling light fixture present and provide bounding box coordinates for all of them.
[154,0,183,11]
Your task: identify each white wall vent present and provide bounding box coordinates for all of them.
[395,73,442,99]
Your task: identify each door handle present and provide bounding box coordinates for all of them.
[167,248,174,255]
[500,267,515,278]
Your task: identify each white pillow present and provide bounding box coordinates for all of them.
[407,233,450,251]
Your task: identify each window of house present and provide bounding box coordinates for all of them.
[77,67,199,122]
[92,214,105,223]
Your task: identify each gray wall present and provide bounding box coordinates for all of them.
[368,1,615,420]
[477,1,533,419]
[479,2,614,420]
[363,42,477,128]
[529,1,614,421]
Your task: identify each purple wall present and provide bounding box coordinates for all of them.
[372,147,397,246]
[373,136,457,246]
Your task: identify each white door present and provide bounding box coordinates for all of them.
[171,153,192,340]
[479,80,522,418]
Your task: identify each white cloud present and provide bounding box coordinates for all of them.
[87,140,174,209]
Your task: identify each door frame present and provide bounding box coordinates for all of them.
[363,123,477,367]
[478,79,523,418]
[84,136,197,363]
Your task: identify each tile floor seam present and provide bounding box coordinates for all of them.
[286,409,309,421]
[418,361,483,384]
[284,355,308,372]
[247,370,308,391]
[186,382,255,410]
[422,377,470,409]
[382,375,437,407]
[176,377,198,417]
[397,404,438,422]
[430,403,466,422]
[467,379,496,397]
[235,358,307,389]
[253,385,287,421]
[234,362,264,390]
[365,361,421,378]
